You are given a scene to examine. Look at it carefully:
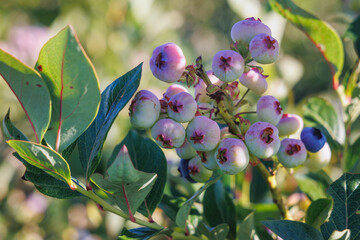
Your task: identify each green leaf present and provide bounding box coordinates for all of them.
[197,222,229,240]
[253,204,282,240]
[119,227,164,240]
[328,230,351,240]
[2,109,29,141]
[158,195,189,223]
[341,60,360,99]
[0,48,51,143]
[203,181,236,239]
[262,220,323,240]
[269,0,344,89]
[305,198,333,229]
[344,15,360,58]
[36,25,101,152]
[303,97,345,145]
[320,173,360,240]
[345,137,360,172]
[176,171,222,228]
[91,145,157,216]
[7,140,74,188]
[295,171,332,201]
[78,63,142,180]
[238,212,257,240]
[111,130,167,216]
[250,160,272,203]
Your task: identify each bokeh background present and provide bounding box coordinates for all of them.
[0,0,359,239]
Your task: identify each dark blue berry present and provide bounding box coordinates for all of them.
[300,127,326,153]
[178,159,197,183]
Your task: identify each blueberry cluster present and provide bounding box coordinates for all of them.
[129,18,332,183]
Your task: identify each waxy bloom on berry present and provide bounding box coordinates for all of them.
[129,90,160,130]
[212,50,245,82]
[195,71,223,103]
[249,33,279,64]
[301,127,326,153]
[277,114,303,137]
[257,95,283,126]
[239,67,268,95]
[176,139,198,160]
[277,138,307,168]
[150,43,186,83]
[151,118,185,149]
[188,155,212,182]
[245,122,280,159]
[167,92,197,123]
[231,17,272,44]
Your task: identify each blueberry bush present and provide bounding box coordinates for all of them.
[1,0,360,239]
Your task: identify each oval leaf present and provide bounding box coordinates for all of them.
[303,97,345,145]
[36,25,101,152]
[78,63,142,180]
[2,109,29,141]
[7,140,73,187]
[269,0,344,89]
[262,220,323,240]
[0,48,51,143]
[305,198,333,229]
[320,173,360,240]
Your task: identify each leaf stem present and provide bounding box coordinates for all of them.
[75,184,164,230]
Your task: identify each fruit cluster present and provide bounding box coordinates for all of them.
[129,18,331,183]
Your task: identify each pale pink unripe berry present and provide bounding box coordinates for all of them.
[129,90,160,130]
[257,95,283,126]
[151,118,185,149]
[195,71,223,103]
[150,43,186,83]
[212,50,245,82]
[167,92,197,123]
[231,17,272,44]
[277,138,307,168]
[163,84,189,102]
[245,122,281,159]
[304,142,331,171]
[215,138,249,175]
[249,34,279,64]
[277,114,303,137]
[188,155,212,182]
[186,116,220,152]
[198,148,219,171]
[176,139,198,160]
[239,68,268,95]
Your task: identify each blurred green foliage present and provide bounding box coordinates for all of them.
[0,0,358,239]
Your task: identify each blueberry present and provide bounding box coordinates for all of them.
[300,127,326,153]
[178,158,197,183]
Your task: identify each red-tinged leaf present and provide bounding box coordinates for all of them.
[7,140,74,188]
[36,25,101,152]
[0,48,51,143]
[269,0,344,89]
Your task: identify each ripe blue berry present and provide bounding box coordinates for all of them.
[231,17,272,44]
[151,118,185,149]
[167,92,197,122]
[277,138,307,168]
[178,158,196,183]
[188,155,212,182]
[150,43,186,83]
[300,127,326,153]
[304,142,331,171]
[129,90,160,130]
[186,116,220,152]
[212,50,245,82]
[239,67,268,95]
[257,95,283,126]
[276,113,303,137]
[245,122,281,159]
[249,33,279,64]
[215,138,249,175]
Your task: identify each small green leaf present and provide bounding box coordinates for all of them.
[320,173,360,240]
[36,25,101,152]
[238,212,257,240]
[328,229,351,240]
[262,220,323,240]
[91,145,157,216]
[303,97,345,145]
[345,137,360,172]
[269,0,344,89]
[203,181,236,239]
[158,195,189,223]
[2,109,29,141]
[295,171,331,201]
[119,227,165,240]
[78,63,142,180]
[344,15,360,58]
[111,130,167,216]
[7,140,73,188]
[175,171,222,228]
[305,198,333,229]
[0,48,51,143]
[197,222,229,240]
